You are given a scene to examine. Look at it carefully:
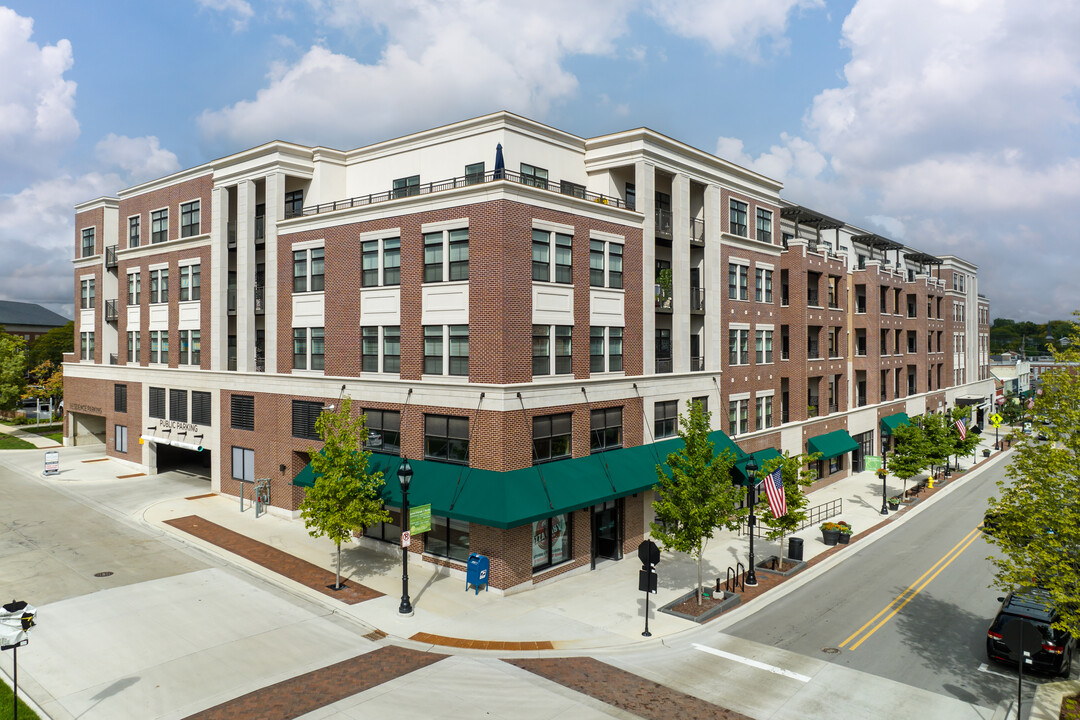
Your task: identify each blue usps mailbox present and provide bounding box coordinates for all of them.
[466,553,489,594]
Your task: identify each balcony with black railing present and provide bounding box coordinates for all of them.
[297,169,629,218]
[656,357,673,374]
[690,217,705,245]
[105,245,118,269]
[109,353,118,366]
[104,299,118,323]
[655,289,673,312]
[655,209,673,239]
[690,287,705,313]
[690,356,705,372]
[227,288,236,314]
[254,285,265,314]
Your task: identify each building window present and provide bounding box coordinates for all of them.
[829,455,843,475]
[728,264,748,300]
[755,330,773,363]
[115,425,128,453]
[424,228,468,282]
[590,407,622,453]
[554,326,572,375]
[361,327,378,372]
[383,326,400,374]
[423,232,443,282]
[79,332,94,360]
[755,268,773,303]
[729,399,749,435]
[465,162,484,185]
[532,513,571,571]
[532,325,550,376]
[149,331,160,364]
[532,229,571,284]
[532,230,550,282]
[383,238,400,286]
[589,240,604,286]
[756,395,773,430]
[361,241,378,287]
[178,330,201,365]
[692,396,708,414]
[191,391,211,426]
[150,269,168,304]
[363,409,400,454]
[284,189,304,218]
[149,387,166,419]
[729,328,749,365]
[128,216,140,248]
[293,328,307,370]
[449,325,468,376]
[829,327,841,358]
[231,395,255,430]
[521,163,548,189]
[80,279,96,309]
[231,447,255,482]
[448,229,468,280]
[590,327,605,373]
[151,209,168,243]
[756,208,772,243]
[180,200,200,237]
[81,227,95,257]
[114,384,127,413]
[393,175,420,198]
[426,516,470,562]
[729,199,748,236]
[126,331,140,363]
[292,400,323,440]
[294,247,325,292]
[424,325,443,374]
[424,414,469,464]
[169,389,187,422]
[609,327,623,372]
[533,413,571,464]
[655,400,678,439]
[589,239,623,288]
[292,327,325,371]
[127,272,141,305]
[179,265,201,301]
[608,243,623,288]
[311,327,324,371]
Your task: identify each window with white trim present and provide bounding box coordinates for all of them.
[149,330,168,363]
[728,263,748,300]
[81,227,95,257]
[294,247,325,292]
[422,325,468,376]
[728,328,749,365]
[729,398,749,434]
[127,272,141,305]
[730,199,748,236]
[80,278,95,309]
[589,239,623,288]
[424,228,468,282]
[178,330,201,365]
[179,265,200,301]
[755,395,773,430]
[293,327,325,371]
[151,209,168,244]
[80,331,95,360]
[180,200,200,237]
[128,216,140,248]
[150,269,168,304]
[533,229,572,283]
[589,326,623,373]
[655,400,678,439]
[755,208,772,243]
[127,331,140,363]
[755,329,773,364]
[755,268,773,303]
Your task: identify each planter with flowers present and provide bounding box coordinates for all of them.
[836,521,853,544]
[821,522,842,546]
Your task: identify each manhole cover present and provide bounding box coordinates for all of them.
[94,571,114,578]
[822,647,841,654]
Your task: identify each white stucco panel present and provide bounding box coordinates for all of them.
[357,288,400,325]
[533,285,574,325]
[80,309,95,328]
[847,407,878,437]
[177,301,201,330]
[292,292,326,327]
[589,289,624,326]
[148,304,169,330]
[126,305,141,328]
[421,283,469,325]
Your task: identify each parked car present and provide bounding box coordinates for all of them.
[986,588,1076,677]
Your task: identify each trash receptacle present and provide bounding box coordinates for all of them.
[466,553,489,594]
[788,536,804,562]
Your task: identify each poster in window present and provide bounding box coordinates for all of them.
[533,514,569,567]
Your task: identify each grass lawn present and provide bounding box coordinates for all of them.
[0,678,42,720]
[26,426,62,444]
[0,435,36,450]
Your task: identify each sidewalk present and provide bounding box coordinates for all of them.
[0,420,63,449]
[139,427,1011,653]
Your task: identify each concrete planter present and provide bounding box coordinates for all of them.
[659,588,740,623]
[755,555,807,577]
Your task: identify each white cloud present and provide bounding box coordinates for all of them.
[0,7,79,184]
[649,0,824,58]
[198,0,633,151]
[95,134,181,184]
[196,0,255,31]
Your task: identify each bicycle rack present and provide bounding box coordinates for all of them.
[735,562,746,592]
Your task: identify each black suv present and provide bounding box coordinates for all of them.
[986,589,1075,676]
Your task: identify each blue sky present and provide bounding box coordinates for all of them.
[1,0,1077,322]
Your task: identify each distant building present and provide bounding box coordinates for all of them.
[0,300,69,345]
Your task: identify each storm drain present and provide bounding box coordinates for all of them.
[822,647,841,654]
[94,571,114,578]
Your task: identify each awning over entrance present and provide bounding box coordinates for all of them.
[731,448,783,486]
[292,430,744,529]
[807,430,859,460]
[880,412,910,435]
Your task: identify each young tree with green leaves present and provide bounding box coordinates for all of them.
[28,321,74,369]
[948,406,981,467]
[987,315,1080,638]
[299,396,390,589]
[888,420,930,500]
[651,400,744,604]
[753,452,822,560]
[0,332,28,411]
[921,412,952,481]
[22,360,64,412]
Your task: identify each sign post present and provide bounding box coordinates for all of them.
[1,600,37,720]
[637,540,660,637]
[1001,617,1042,720]
[989,413,1003,449]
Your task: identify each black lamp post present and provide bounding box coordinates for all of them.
[745,456,759,587]
[879,435,889,514]
[397,459,414,616]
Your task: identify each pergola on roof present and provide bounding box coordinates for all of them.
[851,233,903,252]
[780,204,845,230]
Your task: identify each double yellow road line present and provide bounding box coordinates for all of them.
[839,526,983,651]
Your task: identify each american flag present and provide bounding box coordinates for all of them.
[955,418,967,440]
[763,467,786,519]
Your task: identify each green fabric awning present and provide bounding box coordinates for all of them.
[880,412,910,435]
[290,429,744,529]
[807,430,859,460]
[731,448,783,486]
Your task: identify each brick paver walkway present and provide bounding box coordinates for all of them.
[165,515,382,604]
[507,657,752,719]
[182,646,445,720]
[410,631,554,651]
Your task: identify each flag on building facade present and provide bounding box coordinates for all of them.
[955,418,967,440]
[763,467,786,519]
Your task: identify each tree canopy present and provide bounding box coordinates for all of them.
[986,314,1080,637]
[0,332,28,411]
[754,451,822,554]
[888,420,929,498]
[28,321,74,369]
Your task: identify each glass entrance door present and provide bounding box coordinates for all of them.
[591,500,622,566]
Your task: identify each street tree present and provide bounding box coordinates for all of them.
[987,314,1080,637]
[753,451,822,561]
[651,400,744,605]
[948,406,982,467]
[921,412,953,480]
[299,396,390,590]
[22,361,64,410]
[0,332,28,411]
[888,420,930,500]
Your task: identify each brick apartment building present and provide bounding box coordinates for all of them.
[66,111,993,591]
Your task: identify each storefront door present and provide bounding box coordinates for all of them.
[591,500,622,566]
[853,431,874,472]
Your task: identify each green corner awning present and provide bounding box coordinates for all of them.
[732,448,783,486]
[807,430,859,460]
[880,412,910,435]
[291,429,744,529]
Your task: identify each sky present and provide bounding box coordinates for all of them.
[1,0,1077,322]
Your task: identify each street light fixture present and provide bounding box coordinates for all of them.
[745,456,759,587]
[879,435,889,515]
[397,459,414,616]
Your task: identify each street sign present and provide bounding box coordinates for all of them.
[43,451,59,476]
[637,539,660,568]
[409,503,432,533]
[989,413,1003,428]
[400,531,411,548]
[864,455,882,472]
[638,569,658,593]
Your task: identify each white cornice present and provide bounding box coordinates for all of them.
[117,234,211,260]
[75,197,119,213]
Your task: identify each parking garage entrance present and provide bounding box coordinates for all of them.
[154,442,212,479]
[68,411,107,447]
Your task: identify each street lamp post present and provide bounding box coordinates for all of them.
[745,457,759,587]
[879,435,890,514]
[397,459,414,616]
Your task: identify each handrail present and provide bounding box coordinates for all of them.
[740,497,844,538]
